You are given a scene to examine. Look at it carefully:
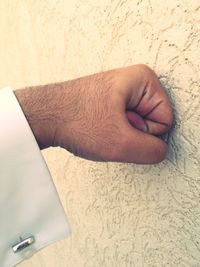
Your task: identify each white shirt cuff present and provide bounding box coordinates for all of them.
[0,87,71,267]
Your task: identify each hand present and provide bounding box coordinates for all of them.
[15,64,173,164]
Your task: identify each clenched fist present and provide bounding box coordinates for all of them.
[15,65,173,164]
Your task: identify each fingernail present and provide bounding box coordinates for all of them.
[137,122,148,133]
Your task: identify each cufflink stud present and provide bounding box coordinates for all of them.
[12,236,35,253]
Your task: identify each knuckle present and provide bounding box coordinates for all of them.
[134,64,156,78]
[126,64,156,83]
[137,63,153,72]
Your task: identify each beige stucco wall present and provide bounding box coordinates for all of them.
[1,1,200,266]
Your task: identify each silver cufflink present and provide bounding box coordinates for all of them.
[12,236,35,253]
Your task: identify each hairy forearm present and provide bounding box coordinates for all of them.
[13,73,107,151]
[14,83,63,149]
[14,85,52,149]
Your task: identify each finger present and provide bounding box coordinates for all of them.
[143,97,173,134]
[126,110,148,132]
[126,66,173,135]
[115,118,167,164]
[126,109,172,135]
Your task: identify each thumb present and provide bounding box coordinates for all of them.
[116,119,167,164]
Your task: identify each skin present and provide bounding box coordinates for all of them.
[14,64,173,164]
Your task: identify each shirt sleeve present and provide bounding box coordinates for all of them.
[0,87,71,267]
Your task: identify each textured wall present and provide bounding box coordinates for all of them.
[1,1,200,266]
